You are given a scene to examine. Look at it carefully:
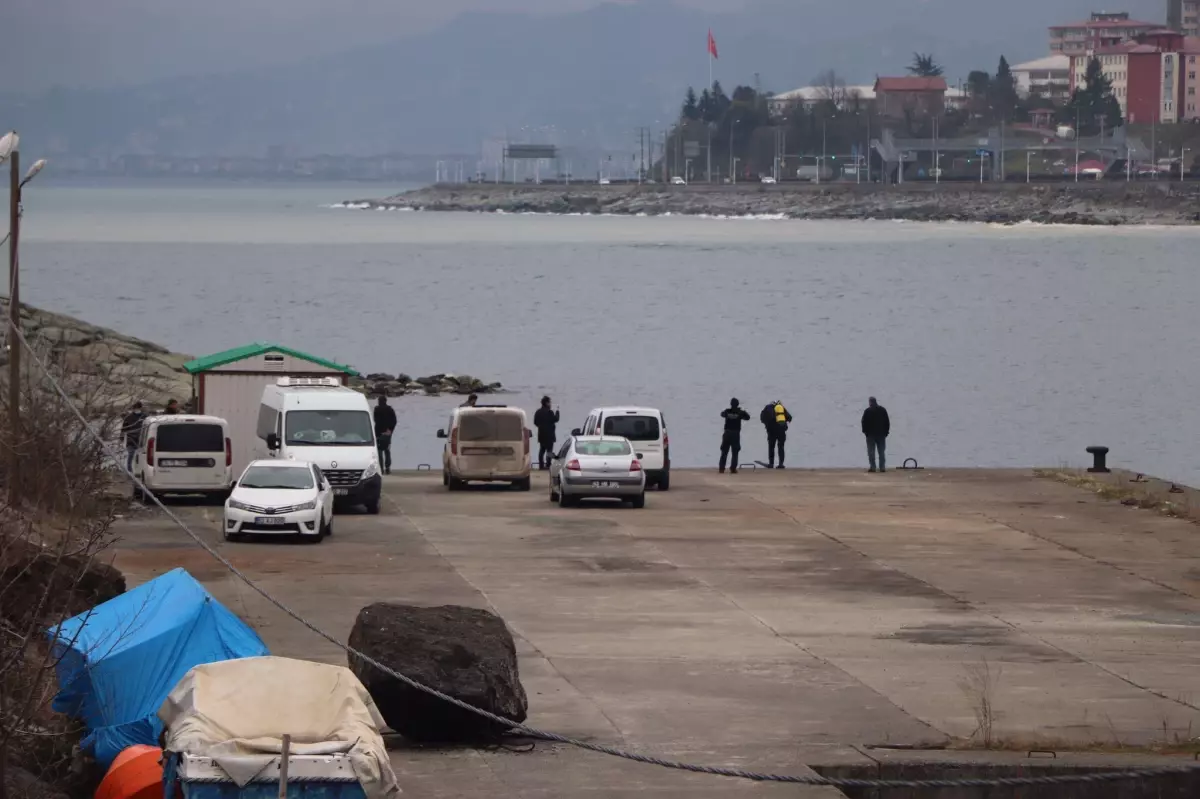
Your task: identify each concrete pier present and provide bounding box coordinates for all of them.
[111,468,1200,797]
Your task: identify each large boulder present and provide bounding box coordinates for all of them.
[347,603,528,743]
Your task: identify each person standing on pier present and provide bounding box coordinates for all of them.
[759,400,793,469]
[460,393,478,408]
[373,395,397,475]
[122,401,146,472]
[164,399,180,415]
[533,396,560,470]
[718,398,751,474]
[861,396,890,473]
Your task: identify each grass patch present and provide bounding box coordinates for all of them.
[1033,468,1194,522]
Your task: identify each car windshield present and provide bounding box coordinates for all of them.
[602,415,660,442]
[239,466,314,490]
[575,440,632,456]
[155,423,224,452]
[284,410,373,446]
[459,413,524,442]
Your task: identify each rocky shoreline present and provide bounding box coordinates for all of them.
[354,182,1200,225]
[0,301,502,415]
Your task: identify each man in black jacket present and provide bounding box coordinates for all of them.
[121,401,146,473]
[861,396,890,473]
[532,396,559,470]
[373,395,397,475]
[718,398,751,474]
[759,400,793,469]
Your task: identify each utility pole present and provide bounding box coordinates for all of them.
[7,146,19,507]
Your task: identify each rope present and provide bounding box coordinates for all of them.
[13,324,1200,790]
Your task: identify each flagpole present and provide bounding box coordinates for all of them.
[707,35,713,183]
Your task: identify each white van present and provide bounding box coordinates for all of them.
[254,378,382,514]
[578,407,670,490]
[133,414,233,502]
[437,405,531,491]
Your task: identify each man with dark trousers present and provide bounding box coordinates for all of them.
[532,395,559,470]
[718,398,751,474]
[759,399,793,469]
[861,396,891,473]
[373,395,397,475]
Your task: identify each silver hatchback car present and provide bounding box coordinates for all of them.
[549,435,646,508]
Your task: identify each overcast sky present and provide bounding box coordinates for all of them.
[3,0,741,90]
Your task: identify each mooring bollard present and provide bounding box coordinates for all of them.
[1086,446,1110,473]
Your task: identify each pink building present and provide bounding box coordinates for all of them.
[1050,12,1159,56]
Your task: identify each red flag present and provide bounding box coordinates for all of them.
[707,29,718,59]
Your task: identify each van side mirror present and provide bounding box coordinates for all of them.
[571,428,581,436]
[436,429,447,439]
[266,432,280,451]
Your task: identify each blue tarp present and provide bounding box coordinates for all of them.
[47,568,269,768]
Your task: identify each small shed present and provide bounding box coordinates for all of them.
[184,343,359,473]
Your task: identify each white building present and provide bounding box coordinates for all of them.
[1011,54,1072,100]
[768,84,967,117]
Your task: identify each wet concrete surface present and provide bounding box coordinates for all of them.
[110,468,1200,797]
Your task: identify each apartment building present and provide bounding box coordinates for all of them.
[1050,12,1158,55]
[1168,0,1200,37]
[1011,54,1072,100]
[1069,30,1200,122]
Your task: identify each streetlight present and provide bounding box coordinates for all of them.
[1,131,48,507]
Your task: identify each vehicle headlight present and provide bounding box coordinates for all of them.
[362,461,379,479]
[228,499,253,512]
[294,500,317,511]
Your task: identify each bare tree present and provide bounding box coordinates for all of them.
[1,336,126,799]
[814,69,848,110]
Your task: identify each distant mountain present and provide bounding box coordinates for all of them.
[0,0,1166,157]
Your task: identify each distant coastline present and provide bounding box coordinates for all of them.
[350,182,1200,226]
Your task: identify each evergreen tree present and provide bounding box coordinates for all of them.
[990,55,1020,121]
[682,87,699,120]
[1062,57,1123,135]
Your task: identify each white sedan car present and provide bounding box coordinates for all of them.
[224,460,334,542]
[549,435,646,508]
[760,175,777,184]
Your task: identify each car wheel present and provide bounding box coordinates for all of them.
[630,493,646,509]
[657,471,670,491]
[364,499,380,515]
[325,514,334,536]
[514,477,531,492]
[448,476,465,492]
[549,479,560,503]
[558,489,576,508]
[442,469,449,486]
[139,483,154,505]
[222,524,239,543]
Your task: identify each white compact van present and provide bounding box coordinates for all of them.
[577,406,670,490]
[133,414,233,502]
[254,377,382,514]
[437,405,531,491]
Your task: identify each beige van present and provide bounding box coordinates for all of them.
[437,405,531,491]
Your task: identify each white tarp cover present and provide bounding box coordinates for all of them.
[159,656,400,799]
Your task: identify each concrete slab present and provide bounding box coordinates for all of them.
[110,468,1200,797]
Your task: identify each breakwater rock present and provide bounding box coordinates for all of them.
[357,181,1200,225]
[350,372,504,397]
[0,299,195,413]
[0,301,503,414]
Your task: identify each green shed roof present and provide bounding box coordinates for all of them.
[183,342,359,376]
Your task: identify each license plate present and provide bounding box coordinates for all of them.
[334,488,349,496]
[592,481,617,488]
[159,459,188,467]
[254,516,285,525]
